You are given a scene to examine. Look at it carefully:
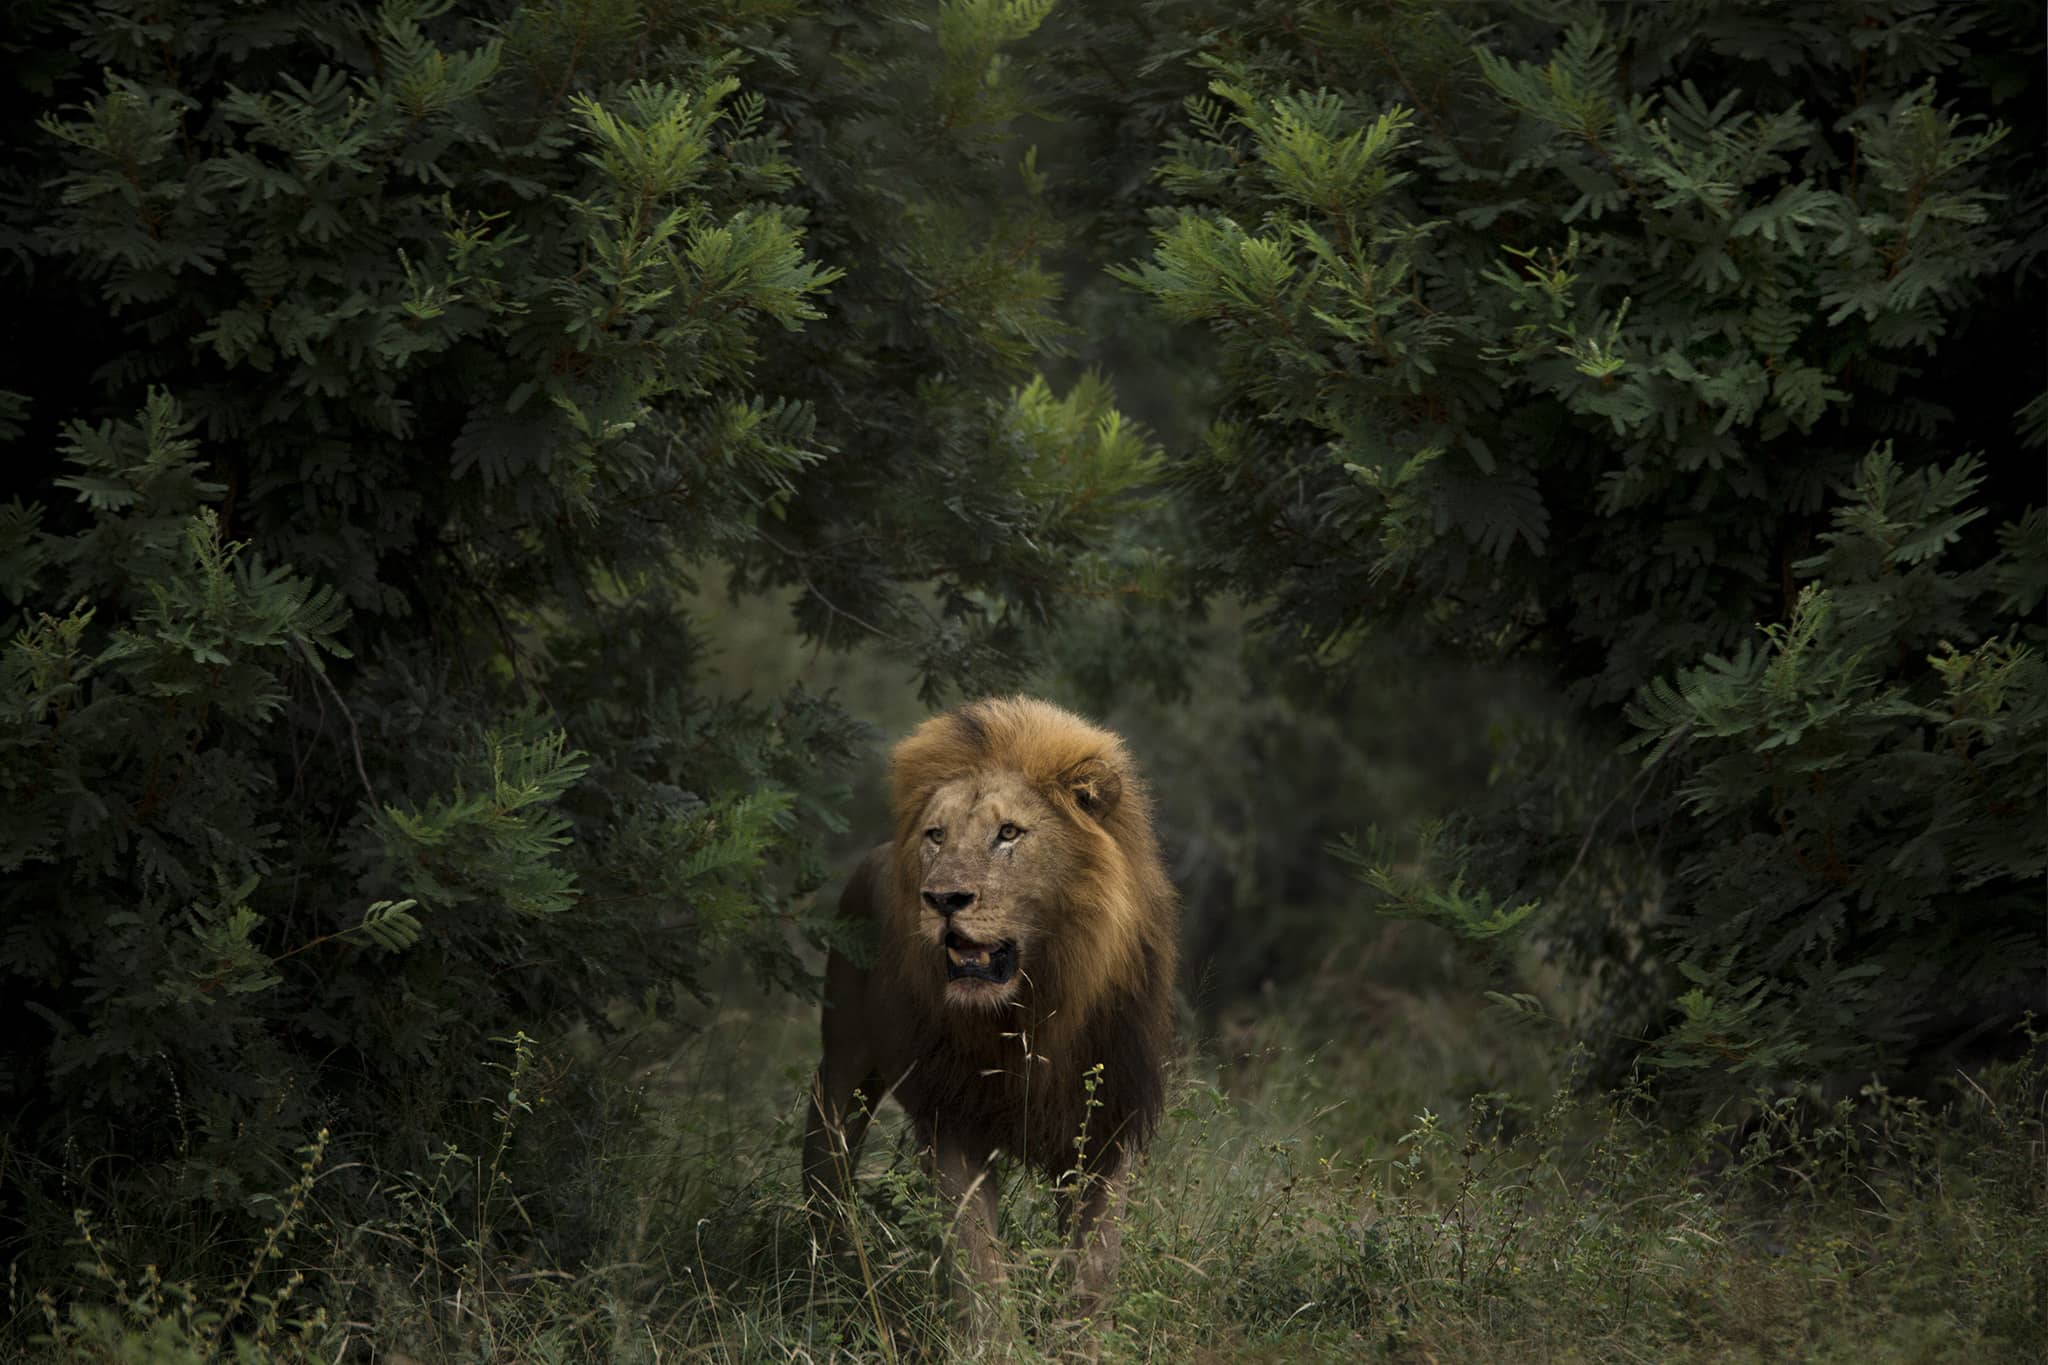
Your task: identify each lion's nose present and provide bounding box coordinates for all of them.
[922,889,976,917]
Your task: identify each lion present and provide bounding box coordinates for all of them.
[802,696,1178,1325]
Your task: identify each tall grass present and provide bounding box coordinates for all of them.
[11,981,2043,1362]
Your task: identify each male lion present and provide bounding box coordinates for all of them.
[802,696,1178,1324]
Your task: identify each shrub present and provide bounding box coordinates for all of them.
[1114,0,2045,1087]
[0,0,1156,1290]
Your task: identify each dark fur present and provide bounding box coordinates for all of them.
[889,947,1170,1177]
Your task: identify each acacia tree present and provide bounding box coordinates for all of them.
[0,0,1158,1274]
[1115,0,2045,1086]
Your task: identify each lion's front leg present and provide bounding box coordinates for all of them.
[929,1138,1007,1332]
[1059,1164,1127,1322]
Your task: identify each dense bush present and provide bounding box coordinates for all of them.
[1114,0,2045,1085]
[0,0,1156,1274]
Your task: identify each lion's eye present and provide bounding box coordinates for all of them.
[925,827,944,845]
[997,822,1022,843]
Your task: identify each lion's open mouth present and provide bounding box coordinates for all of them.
[944,932,1019,985]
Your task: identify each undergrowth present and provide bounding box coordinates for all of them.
[8,994,2043,1363]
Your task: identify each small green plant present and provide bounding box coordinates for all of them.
[32,1131,333,1363]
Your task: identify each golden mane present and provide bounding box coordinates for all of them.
[885,697,1173,1039]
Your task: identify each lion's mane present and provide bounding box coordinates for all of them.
[877,697,1178,1175]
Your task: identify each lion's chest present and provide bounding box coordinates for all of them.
[887,1000,1163,1179]
[893,1033,1109,1175]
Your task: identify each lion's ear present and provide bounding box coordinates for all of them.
[1063,756,1123,822]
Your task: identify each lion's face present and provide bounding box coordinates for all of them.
[909,770,1080,1009]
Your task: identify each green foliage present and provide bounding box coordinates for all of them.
[1116,0,2046,1088]
[715,2,1172,698]
[1626,448,2045,1076]
[376,720,591,919]
[1333,824,1541,942]
[4,399,351,1142]
[0,0,1156,1304]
